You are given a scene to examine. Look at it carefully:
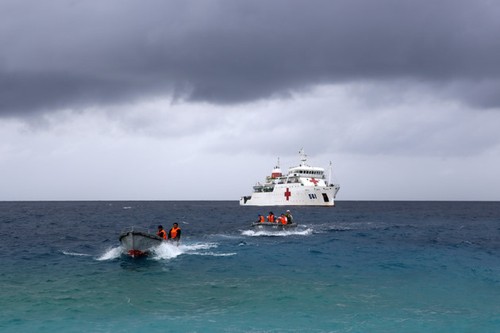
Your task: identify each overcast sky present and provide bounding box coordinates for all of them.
[1,0,500,201]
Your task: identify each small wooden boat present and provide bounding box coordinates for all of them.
[118,230,164,257]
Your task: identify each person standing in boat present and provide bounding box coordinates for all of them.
[168,223,181,244]
[267,211,275,223]
[157,225,167,240]
[285,210,294,224]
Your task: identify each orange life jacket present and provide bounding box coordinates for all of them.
[157,229,167,239]
[169,227,180,239]
[267,214,275,222]
[259,215,265,222]
[281,216,287,225]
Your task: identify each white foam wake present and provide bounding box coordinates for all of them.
[96,242,235,261]
[62,251,91,257]
[152,241,233,260]
[150,242,184,260]
[96,246,123,261]
[191,251,237,257]
[241,227,313,237]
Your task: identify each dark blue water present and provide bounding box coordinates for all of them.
[1,201,499,332]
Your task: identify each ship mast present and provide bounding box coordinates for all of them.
[328,161,332,185]
[271,157,282,179]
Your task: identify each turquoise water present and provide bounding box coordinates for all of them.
[1,201,499,332]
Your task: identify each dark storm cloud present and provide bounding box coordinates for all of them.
[1,0,499,116]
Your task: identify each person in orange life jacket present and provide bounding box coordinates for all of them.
[157,225,167,240]
[279,213,288,225]
[168,223,181,243]
[267,212,275,223]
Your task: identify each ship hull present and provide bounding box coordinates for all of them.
[240,183,340,207]
[251,222,298,230]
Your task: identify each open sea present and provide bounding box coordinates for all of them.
[0,201,499,332]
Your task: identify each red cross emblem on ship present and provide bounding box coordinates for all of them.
[309,178,319,185]
[284,188,292,201]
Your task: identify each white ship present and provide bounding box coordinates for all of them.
[240,149,340,207]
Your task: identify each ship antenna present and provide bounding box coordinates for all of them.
[299,148,307,166]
